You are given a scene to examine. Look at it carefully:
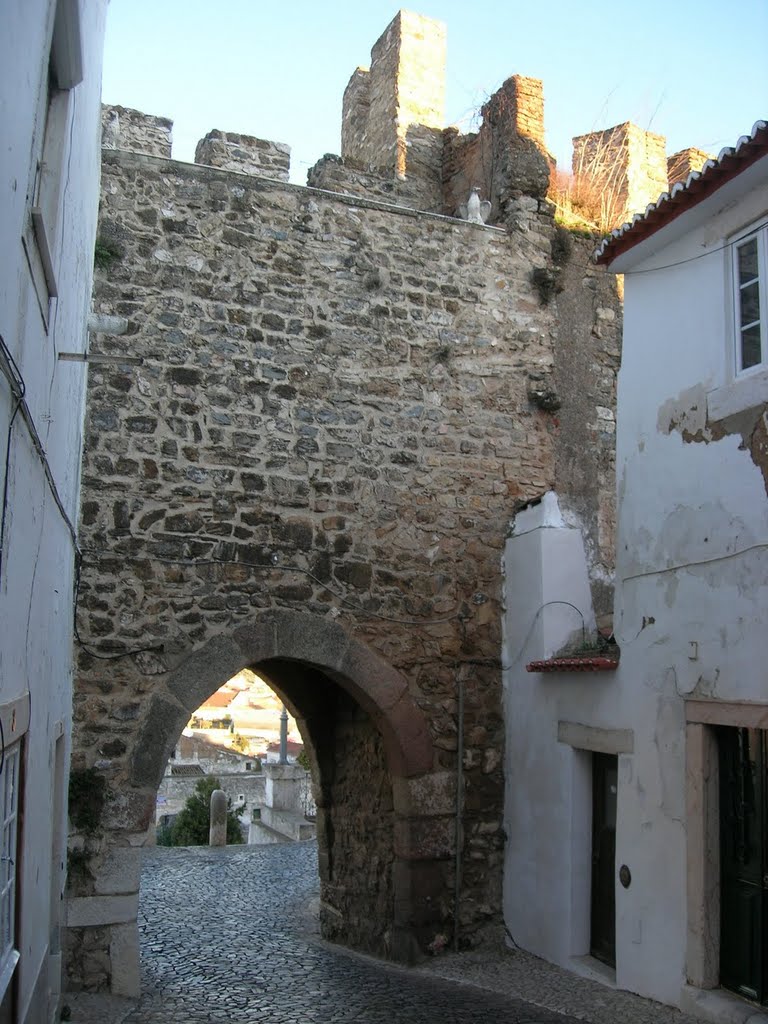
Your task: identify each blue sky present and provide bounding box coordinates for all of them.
[102,1,768,185]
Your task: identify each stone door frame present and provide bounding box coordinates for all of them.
[684,699,768,996]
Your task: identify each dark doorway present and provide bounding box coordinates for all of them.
[718,727,767,1005]
[590,752,617,967]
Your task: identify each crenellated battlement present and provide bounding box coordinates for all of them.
[667,145,714,188]
[194,129,291,181]
[101,10,709,232]
[101,104,172,158]
[571,122,669,229]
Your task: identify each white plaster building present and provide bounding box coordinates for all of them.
[0,2,107,1020]
[503,121,768,1022]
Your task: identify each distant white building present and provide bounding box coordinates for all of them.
[0,2,107,1020]
[503,121,768,1020]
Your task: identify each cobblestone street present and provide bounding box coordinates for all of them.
[67,842,708,1024]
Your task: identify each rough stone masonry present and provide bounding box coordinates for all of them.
[67,10,621,996]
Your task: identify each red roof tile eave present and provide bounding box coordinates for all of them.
[595,122,768,267]
[526,656,619,673]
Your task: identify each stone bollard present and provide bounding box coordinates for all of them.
[209,789,228,847]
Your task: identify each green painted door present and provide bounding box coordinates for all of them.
[718,727,767,1005]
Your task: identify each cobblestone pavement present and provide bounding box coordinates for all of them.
[65,842,707,1024]
[417,945,708,1024]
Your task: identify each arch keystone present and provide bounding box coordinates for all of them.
[272,609,350,670]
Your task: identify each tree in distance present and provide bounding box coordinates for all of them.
[158,776,244,846]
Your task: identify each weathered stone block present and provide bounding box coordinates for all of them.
[379,690,434,778]
[92,846,142,896]
[392,770,457,817]
[109,922,141,997]
[272,610,350,672]
[101,787,156,833]
[335,641,408,715]
[67,893,139,928]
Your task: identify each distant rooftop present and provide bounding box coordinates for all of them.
[170,764,205,777]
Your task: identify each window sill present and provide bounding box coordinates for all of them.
[707,367,768,421]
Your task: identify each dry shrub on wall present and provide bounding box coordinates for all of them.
[550,125,627,235]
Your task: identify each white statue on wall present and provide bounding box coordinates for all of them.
[460,187,491,224]
[102,107,120,150]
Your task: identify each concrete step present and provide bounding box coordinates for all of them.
[247,819,292,844]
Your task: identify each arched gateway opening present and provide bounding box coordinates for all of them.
[66,610,451,998]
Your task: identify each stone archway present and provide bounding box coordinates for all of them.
[67,610,454,997]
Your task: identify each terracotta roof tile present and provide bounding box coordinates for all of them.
[200,690,233,708]
[526,656,619,673]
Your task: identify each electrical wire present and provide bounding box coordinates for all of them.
[0,333,80,591]
[72,553,162,661]
[503,599,587,669]
[609,235,736,276]
[0,396,24,585]
[619,541,768,586]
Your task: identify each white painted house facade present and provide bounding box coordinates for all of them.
[503,121,768,1022]
[0,2,107,1020]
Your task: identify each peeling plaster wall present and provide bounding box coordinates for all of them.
[616,167,768,709]
[0,2,107,1020]
[611,168,768,1005]
[502,154,768,1010]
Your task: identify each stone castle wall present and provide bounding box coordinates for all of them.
[72,126,618,983]
[71,8,628,992]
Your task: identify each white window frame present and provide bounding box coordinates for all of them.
[0,742,21,1008]
[22,0,83,322]
[731,218,768,377]
[707,214,768,421]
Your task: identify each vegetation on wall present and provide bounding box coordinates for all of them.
[157,776,244,847]
[68,767,108,834]
[549,128,627,236]
[93,234,123,269]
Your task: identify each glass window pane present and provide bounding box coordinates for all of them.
[737,237,759,282]
[1,899,9,956]
[741,324,762,369]
[740,281,761,326]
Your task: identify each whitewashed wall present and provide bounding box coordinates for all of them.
[0,2,106,1020]
[503,154,768,1012]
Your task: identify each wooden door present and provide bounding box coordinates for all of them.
[718,727,767,1005]
[591,752,617,967]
